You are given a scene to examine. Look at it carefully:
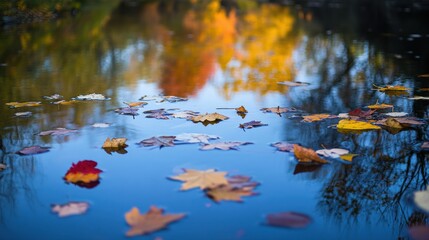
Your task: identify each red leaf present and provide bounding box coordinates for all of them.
[65,160,102,175]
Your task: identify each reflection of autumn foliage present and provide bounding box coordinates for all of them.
[159,1,236,96]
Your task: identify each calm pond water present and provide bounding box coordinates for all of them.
[1,1,429,239]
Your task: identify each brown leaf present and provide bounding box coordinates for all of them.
[374,85,409,92]
[271,142,294,152]
[6,101,41,108]
[239,121,268,129]
[137,136,176,148]
[124,101,147,107]
[17,146,50,155]
[125,206,185,237]
[169,169,228,190]
[38,128,78,136]
[260,106,297,115]
[266,212,311,228]
[115,107,139,116]
[375,117,425,128]
[51,201,89,217]
[206,185,256,202]
[418,74,429,78]
[348,108,375,118]
[293,144,328,164]
[102,138,128,154]
[200,142,253,151]
[192,113,229,123]
[301,114,335,122]
[235,106,248,113]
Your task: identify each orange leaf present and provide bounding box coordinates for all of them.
[293,144,328,164]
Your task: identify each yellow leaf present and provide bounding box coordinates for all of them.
[53,100,76,105]
[340,154,358,162]
[337,119,381,131]
[6,101,41,108]
[375,85,409,91]
[65,173,99,183]
[102,137,127,148]
[366,103,394,109]
[301,114,333,122]
[124,101,147,107]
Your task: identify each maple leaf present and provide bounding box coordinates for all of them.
[227,175,260,190]
[260,106,297,115]
[192,113,229,123]
[271,142,294,152]
[366,103,394,110]
[293,144,328,164]
[174,133,220,144]
[143,109,172,120]
[6,101,41,108]
[205,185,256,202]
[102,137,128,154]
[336,119,381,131]
[51,201,89,217]
[137,136,176,148]
[115,107,139,116]
[169,169,228,190]
[266,212,311,228]
[200,142,253,151]
[239,121,268,129]
[38,128,78,136]
[17,146,50,155]
[301,114,335,122]
[64,160,102,188]
[125,206,185,237]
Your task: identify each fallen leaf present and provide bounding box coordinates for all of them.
[271,142,294,152]
[366,103,394,109]
[200,142,253,151]
[115,107,139,116]
[64,160,102,188]
[92,123,111,128]
[6,101,41,108]
[53,100,76,105]
[17,146,50,155]
[0,163,6,171]
[235,106,248,114]
[206,185,256,202]
[293,145,328,164]
[266,212,311,228]
[125,206,185,237]
[14,112,32,117]
[277,81,309,87]
[340,154,358,162]
[409,225,429,240]
[376,118,403,129]
[408,96,429,100]
[124,101,147,107]
[192,113,229,123]
[174,133,220,144]
[337,119,381,131]
[239,121,268,129]
[43,94,63,100]
[144,109,172,120]
[51,201,89,217]
[260,106,297,115]
[418,74,429,77]
[348,108,375,118]
[376,117,425,127]
[162,96,188,103]
[169,169,228,190]
[172,111,200,119]
[384,112,408,117]
[137,136,176,148]
[227,175,260,190]
[102,138,128,154]
[73,93,109,100]
[38,128,78,136]
[301,114,336,122]
[414,186,429,213]
[374,85,409,91]
[316,148,349,158]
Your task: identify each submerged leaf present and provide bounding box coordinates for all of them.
[293,145,328,164]
[337,119,381,131]
[17,146,50,155]
[137,136,176,148]
[51,202,89,217]
[6,101,41,108]
[266,212,311,228]
[125,206,185,237]
[169,169,228,190]
[200,142,253,151]
[38,128,78,136]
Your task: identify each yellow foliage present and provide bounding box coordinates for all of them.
[65,173,99,183]
[337,119,381,131]
[366,103,394,110]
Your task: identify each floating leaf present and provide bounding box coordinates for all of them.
[260,106,297,115]
[337,119,381,131]
[192,113,229,123]
[206,185,256,202]
[340,154,358,162]
[376,117,425,127]
[384,112,408,117]
[348,108,375,118]
[266,212,311,228]
[137,136,176,148]
[14,112,32,117]
[38,128,78,136]
[144,109,172,120]
[92,123,110,128]
[200,142,253,151]
[125,206,185,237]
[174,133,220,144]
[17,146,50,155]
[162,96,188,103]
[414,186,429,213]
[169,169,228,190]
[102,138,128,154]
[53,100,76,105]
[239,121,268,129]
[235,106,248,114]
[43,94,63,100]
[6,101,41,108]
[408,96,429,100]
[374,85,409,91]
[64,160,102,188]
[408,225,429,240]
[277,81,309,87]
[124,101,147,107]
[301,114,335,122]
[271,142,294,152]
[316,148,349,158]
[115,107,139,116]
[293,145,328,164]
[73,93,109,100]
[51,201,89,217]
[366,103,394,110]
[172,111,200,119]
[227,175,260,190]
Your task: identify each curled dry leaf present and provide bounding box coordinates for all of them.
[169,169,228,190]
[38,128,78,136]
[200,142,253,151]
[17,146,50,155]
[192,113,229,123]
[6,101,41,108]
[271,142,294,152]
[266,212,311,228]
[64,160,102,189]
[137,136,176,148]
[293,144,328,164]
[174,133,220,144]
[413,185,429,213]
[125,206,185,237]
[337,119,381,131]
[239,121,268,129]
[51,201,89,217]
[301,114,336,122]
